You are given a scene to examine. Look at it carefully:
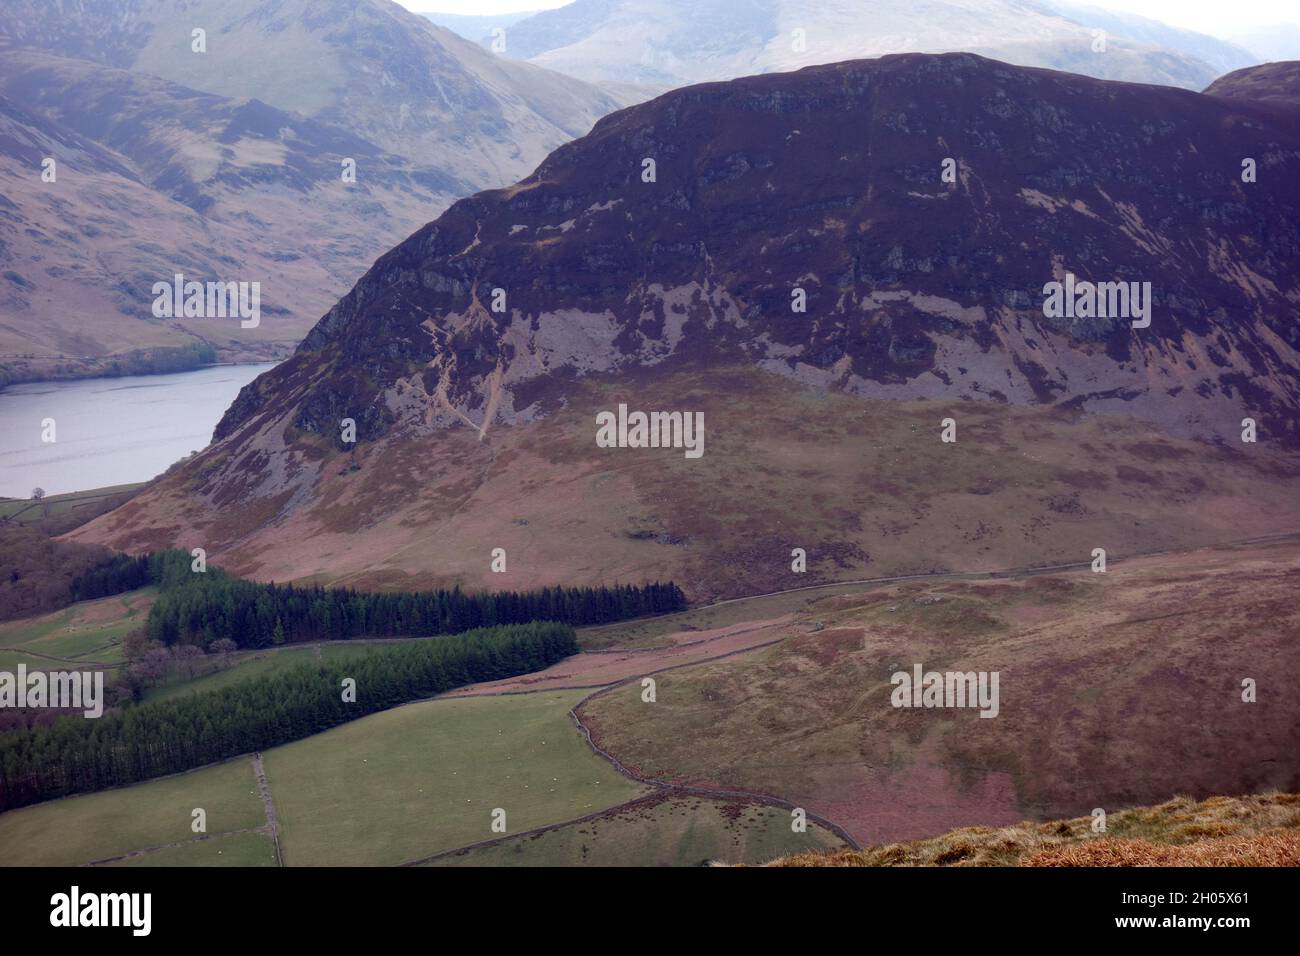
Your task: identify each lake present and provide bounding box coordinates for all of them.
[0,363,278,498]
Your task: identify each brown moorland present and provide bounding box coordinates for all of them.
[69,368,1300,602]
[577,538,1300,846]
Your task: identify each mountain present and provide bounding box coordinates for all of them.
[69,54,1300,599]
[1206,60,1300,113]
[0,0,626,377]
[0,0,626,190]
[0,48,457,377]
[0,90,326,374]
[1045,2,1258,76]
[495,0,1225,90]
[419,10,542,44]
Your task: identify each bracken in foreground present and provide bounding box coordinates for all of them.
[759,792,1300,866]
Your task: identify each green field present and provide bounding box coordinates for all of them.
[104,830,279,867]
[0,587,154,669]
[1,687,650,866]
[431,794,846,866]
[0,757,266,866]
[0,483,143,525]
[143,640,408,702]
[1,600,878,866]
[265,689,648,865]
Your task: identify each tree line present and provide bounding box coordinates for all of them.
[69,549,199,601]
[146,572,685,649]
[0,621,577,811]
[67,549,687,648]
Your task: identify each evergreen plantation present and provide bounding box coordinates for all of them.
[0,622,578,811]
[68,549,688,648]
[69,551,179,601]
[147,576,687,648]
[0,552,697,812]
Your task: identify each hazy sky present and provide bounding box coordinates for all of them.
[403,0,567,15]
[1086,1,1300,33]
[399,1,1300,37]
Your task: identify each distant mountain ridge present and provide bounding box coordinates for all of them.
[0,0,626,377]
[1230,23,1300,64]
[419,10,540,44]
[0,0,625,189]
[492,0,1233,90]
[0,48,450,375]
[1044,2,1258,75]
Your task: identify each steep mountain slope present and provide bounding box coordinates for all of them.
[1205,60,1300,113]
[0,0,627,375]
[70,54,1300,598]
[0,0,626,190]
[0,48,461,376]
[0,93,326,373]
[496,0,1225,89]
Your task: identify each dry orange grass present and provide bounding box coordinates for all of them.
[1021,829,1300,867]
[764,792,1300,867]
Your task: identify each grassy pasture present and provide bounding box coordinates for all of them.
[0,690,647,867]
[432,794,846,867]
[104,830,279,867]
[0,484,144,539]
[264,689,647,865]
[0,757,265,866]
[0,586,154,667]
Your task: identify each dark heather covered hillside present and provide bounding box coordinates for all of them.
[72,54,1300,600]
[1205,60,1300,113]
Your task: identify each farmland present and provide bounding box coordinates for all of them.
[266,690,647,865]
[0,586,153,671]
[431,793,846,867]
[0,689,650,866]
[2,535,1297,867]
[0,757,266,866]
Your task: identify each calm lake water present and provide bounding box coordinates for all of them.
[0,363,277,498]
